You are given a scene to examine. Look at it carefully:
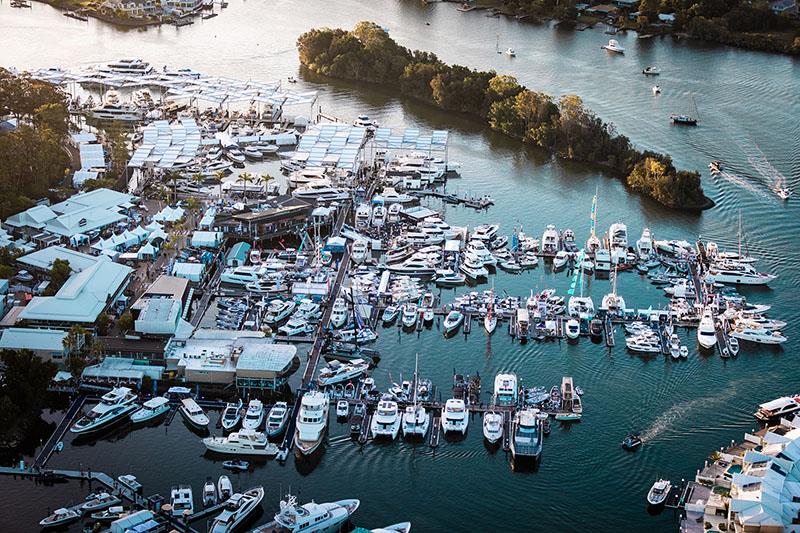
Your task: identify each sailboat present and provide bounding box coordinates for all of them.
[600,266,626,316]
[484,284,497,334]
[671,94,699,125]
[586,190,601,253]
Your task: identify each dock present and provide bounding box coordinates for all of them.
[359,411,372,445]
[410,190,492,210]
[604,315,615,347]
[502,410,512,452]
[34,394,87,468]
[429,416,441,448]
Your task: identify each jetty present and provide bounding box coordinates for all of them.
[34,395,87,468]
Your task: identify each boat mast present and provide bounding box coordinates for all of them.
[413,352,419,410]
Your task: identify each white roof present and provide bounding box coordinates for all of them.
[18,246,99,272]
[0,328,67,352]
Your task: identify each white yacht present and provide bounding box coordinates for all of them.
[371,400,401,440]
[220,265,269,285]
[204,479,218,507]
[170,485,194,517]
[220,399,243,431]
[647,479,671,506]
[278,318,315,337]
[294,391,328,455]
[203,429,278,456]
[371,205,387,228]
[218,476,233,500]
[39,508,80,528]
[381,187,415,204]
[251,495,360,533]
[441,398,469,434]
[401,303,418,329]
[494,373,518,406]
[71,387,138,434]
[100,58,153,75]
[265,299,296,324]
[90,103,144,122]
[483,412,503,444]
[179,398,210,429]
[636,228,654,259]
[387,202,402,223]
[288,167,327,187]
[731,326,787,345]
[442,310,464,335]
[292,185,351,202]
[370,523,412,533]
[467,240,497,267]
[754,396,800,422]
[608,222,628,251]
[696,306,717,349]
[354,114,379,129]
[541,224,559,254]
[130,396,170,424]
[511,409,543,460]
[355,203,372,228]
[470,223,500,242]
[388,258,437,277]
[330,297,349,328]
[708,262,776,285]
[600,293,626,315]
[351,239,369,264]
[209,486,265,533]
[602,39,625,54]
[401,403,430,438]
[242,400,265,430]
[266,402,290,437]
[565,318,580,340]
[317,359,370,387]
[459,253,489,280]
[434,269,465,287]
[553,250,570,270]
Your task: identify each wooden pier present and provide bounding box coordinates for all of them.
[502,410,512,452]
[429,416,441,448]
[34,395,87,468]
[604,315,615,347]
[359,412,372,445]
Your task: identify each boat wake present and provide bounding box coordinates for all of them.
[640,387,737,443]
[712,168,771,201]
[748,151,790,198]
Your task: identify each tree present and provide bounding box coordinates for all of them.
[117,310,134,332]
[95,313,111,336]
[63,324,87,354]
[166,171,181,202]
[237,172,256,198]
[0,349,57,437]
[45,258,72,295]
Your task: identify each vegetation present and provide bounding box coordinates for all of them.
[117,310,134,332]
[297,23,710,210]
[0,248,22,280]
[44,259,71,295]
[0,349,57,447]
[0,68,71,218]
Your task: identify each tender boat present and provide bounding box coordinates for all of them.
[483,411,503,444]
[203,478,218,507]
[170,485,194,517]
[71,387,138,434]
[652,85,661,95]
[39,508,80,529]
[266,401,290,437]
[221,399,243,431]
[602,39,625,53]
[130,396,170,424]
[441,398,469,434]
[294,391,328,455]
[443,310,465,335]
[179,398,210,429]
[251,495,360,533]
[222,460,249,471]
[209,486,265,533]
[647,479,672,506]
[218,475,233,500]
[203,429,279,456]
[510,408,543,460]
[371,399,401,440]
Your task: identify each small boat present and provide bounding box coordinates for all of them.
[223,459,250,471]
[505,47,516,57]
[708,160,723,174]
[652,85,661,95]
[728,337,740,356]
[574,386,584,396]
[90,505,125,522]
[647,479,672,506]
[777,187,792,200]
[118,474,142,493]
[642,66,660,75]
[39,508,80,529]
[602,39,625,53]
[671,113,698,126]
[443,310,464,335]
[203,478,218,506]
[218,475,233,500]
[622,432,642,450]
[679,345,689,359]
[482,411,503,444]
[336,400,349,418]
[221,399,243,431]
[565,319,580,340]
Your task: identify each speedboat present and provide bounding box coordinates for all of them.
[371,400,401,440]
[222,460,249,471]
[336,400,349,418]
[708,262,776,285]
[294,391,329,455]
[652,85,661,95]
[71,387,138,434]
[622,432,643,450]
[483,411,503,444]
[510,408,543,460]
[203,478,218,506]
[80,492,121,513]
[242,400,265,430]
[382,305,399,324]
[118,474,142,493]
[130,396,170,424]
[565,318,580,340]
[90,506,126,522]
[443,310,464,335]
[209,486,265,533]
[370,523,412,533]
[278,318,315,337]
[218,476,233,500]
[170,485,194,517]
[494,373,518,406]
[728,336,740,355]
[505,47,516,57]
[351,239,369,264]
[317,358,369,387]
[636,228,654,260]
[330,298,350,328]
[459,254,488,280]
[401,303,418,329]
[642,66,660,75]
[39,508,80,529]
[777,187,792,200]
[441,398,469,434]
[602,39,625,53]
[179,398,210,429]
[266,402,290,437]
[647,479,672,506]
[697,307,717,349]
[334,326,378,344]
[203,429,279,456]
[221,399,243,431]
[251,495,359,533]
[434,268,465,287]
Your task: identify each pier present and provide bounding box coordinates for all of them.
[34,395,87,468]
[429,416,441,448]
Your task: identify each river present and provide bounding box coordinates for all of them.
[1,1,799,531]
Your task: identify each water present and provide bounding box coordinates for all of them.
[1,1,799,531]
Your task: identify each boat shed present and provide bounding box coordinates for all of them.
[291,124,367,174]
[372,127,449,163]
[235,342,297,391]
[226,242,251,267]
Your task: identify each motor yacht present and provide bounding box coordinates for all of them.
[335,400,349,418]
[434,268,466,287]
[100,58,153,75]
[355,203,372,228]
[354,114,379,129]
[494,373,518,406]
[647,479,671,506]
[483,411,503,444]
[265,299,296,324]
[387,202,402,223]
[636,228,654,259]
[71,387,138,434]
[442,398,469,434]
[565,318,580,340]
[467,240,497,266]
[371,400,401,440]
[553,250,570,270]
[209,486,264,533]
[218,476,233,500]
[541,224,559,254]
[294,391,329,456]
[204,479,218,507]
[118,474,142,493]
[292,184,351,203]
[203,429,279,456]
[351,240,369,264]
[334,326,378,344]
[266,402,290,437]
[130,396,170,424]
[381,187,415,204]
[219,399,243,431]
[90,505,126,522]
[697,307,717,349]
[388,258,437,277]
[179,398,210,429]
[459,253,489,280]
[90,103,144,122]
[170,485,194,517]
[401,303,418,329]
[278,318,315,337]
[708,262,776,285]
[731,326,787,345]
[39,508,80,529]
[602,39,625,53]
[381,305,399,324]
[81,492,121,513]
[221,265,269,285]
[511,409,543,460]
[443,310,464,335]
[251,495,360,533]
[626,336,661,353]
[317,358,369,387]
[242,400,265,430]
[330,298,349,328]
[754,395,800,422]
[370,523,412,533]
[470,223,500,242]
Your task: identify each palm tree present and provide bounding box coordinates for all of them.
[260,173,274,195]
[166,171,180,203]
[213,169,226,199]
[237,172,256,199]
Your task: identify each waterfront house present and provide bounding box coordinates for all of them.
[103,0,157,17]
[162,0,202,15]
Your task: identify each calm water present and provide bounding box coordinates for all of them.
[1,1,799,531]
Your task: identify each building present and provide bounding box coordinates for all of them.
[235,342,297,391]
[213,196,314,242]
[103,0,157,17]
[190,230,223,249]
[225,242,251,267]
[131,275,192,336]
[82,356,164,387]
[17,246,100,275]
[162,0,202,14]
[171,261,205,283]
[0,328,73,362]
[585,4,619,16]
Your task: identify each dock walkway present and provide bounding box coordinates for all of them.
[34,395,87,468]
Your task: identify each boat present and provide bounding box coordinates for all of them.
[292,185,351,202]
[594,249,611,273]
[70,387,138,434]
[222,460,249,471]
[100,58,153,75]
[80,492,121,513]
[434,269,465,287]
[251,495,360,533]
[483,411,503,444]
[203,429,279,456]
[510,408,543,460]
[116,474,142,494]
[370,523,412,533]
[622,432,643,450]
[90,505,126,522]
[330,297,349,328]
[371,399,401,440]
[179,398,210,429]
[221,265,270,285]
[221,399,243,431]
[264,299,296,324]
[754,395,800,422]
[294,391,328,455]
[647,479,672,506]
[317,358,369,387]
[354,114,379,129]
[459,253,489,280]
[351,239,369,264]
[218,476,233,500]
[679,345,689,358]
[90,103,144,122]
[39,508,80,529]
[697,306,717,349]
[243,146,263,161]
[671,113,698,126]
[505,47,516,56]
[553,250,570,270]
[441,398,469,434]
[652,85,661,95]
[204,478,218,506]
[541,224,559,254]
[484,293,497,334]
[642,66,660,75]
[443,310,464,335]
[401,303,418,329]
[334,326,378,344]
[266,402,290,437]
[241,399,265,431]
[130,396,170,424]
[209,486,265,533]
[170,485,194,517]
[730,326,787,345]
[707,263,776,285]
[567,296,594,320]
[602,39,625,53]
[494,373,518,406]
[728,336,740,355]
[336,400,349,418]
[381,305,399,324]
[777,187,792,200]
[565,318,580,340]
[636,228,654,260]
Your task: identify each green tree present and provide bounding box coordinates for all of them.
[117,310,134,332]
[95,313,111,336]
[62,324,87,354]
[45,258,72,295]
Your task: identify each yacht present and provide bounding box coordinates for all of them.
[401,303,418,329]
[266,402,290,437]
[317,358,370,387]
[287,168,327,187]
[355,203,372,228]
[467,240,497,267]
[434,269,466,287]
[90,103,144,122]
[265,299,296,324]
[330,298,349,328]
[754,395,800,422]
[354,114,379,129]
[388,258,437,277]
[242,400,265,430]
[441,398,469,434]
[351,239,369,264]
[334,326,378,344]
[553,250,570,270]
[130,396,170,424]
[697,307,717,349]
[647,479,671,506]
[371,400,401,440]
[505,47,516,56]
[708,262,776,285]
[565,318,580,340]
[221,265,269,285]
[170,485,194,517]
[70,387,138,434]
[602,39,625,53]
[118,474,142,492]
[636,228,654,259]
[209,486,265,533]
[567,296,595,320]
[80,492,121,513]
[470,223,500,242]
[203,429,279,456]
[371,523,412,533]
[484,305,497,333]
[204,479,218,507]
[511,409,543,460]
[292,185,351,202]
[100,58,153,75]
[483,411,503,444]
[443,310,464,335]
[371,205,387,228]
[731,326,787,345]
[179,398,210,429]
[39,508,80,529]
[218,476,233,500]
[220,399,243,431]
[494,373,518,406]
[608,223,628,251]
[459,253,489,280]
[387,202,402,223]
[251,495,360,533]
[541,224,559,254]
[294,391,329,455]
[401,403,430,438]
[382,305,399,324]
[278,318,315,337]
[594,249,612,274]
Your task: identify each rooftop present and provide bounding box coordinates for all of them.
[0,328,67,352]
[236,342,297,373]
[18,245,100,272]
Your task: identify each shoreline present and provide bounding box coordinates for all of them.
[31,0,179,28]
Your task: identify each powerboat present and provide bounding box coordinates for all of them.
[221,265,270,285]
[636,228,654,259]
[541,224,559,254]
[401,303,418,329]
[441,398,469,434]
[754,395,800,422]
[443,310,464,335]
[483,411,503,444]
[242,400,265,430]
[565,318,580,340]
[505,47,516,57]
[317,358,370,387]
[39,508,80,529]
[204,479,218,506]
[652,85,661,95]
[90,506,126,522]
[371,400,401,440]
[170,485,194,517]
[553,250,570,270]
[266,402,290,437]
[642,66,660,75]
[292,185,351,202]
[251,495,360,533]
[708,262,776,285]
[467,240,497,267]
[80,492,121,513]
[647,479,671,506]
[71,387,138,434]
[221,399,243,431]
[602,39,625,53]
[222,460,249,471]
[130,396,170,424]
[697,307,717,349]
[351,239,369,264]
[382,305,399,324]
[336,400,349,418]
[567,296,594,320]
[401,404,430,437]
[470,223,500,242]
[355,203,372,228]
[594,249,611,273]
[434,269,465,287]
[459,253,488,280]
[730,326,787,345]
[203,429,279,456]
[209,486,265,533]
[608,222,628,251]
[510,408,543,460]
[179,398,210,429]
[90,103,144,122]
[100,58,153,75]
[264,299,296,324]
[622,432,643,450]
[494,373,518,406]
[294,391,329,455]
[370,523,412,533]
[118,474,142,493]
[330,298,349,328]
[278,318,315,337]
[218,476,233,500]
[334,326,378,344]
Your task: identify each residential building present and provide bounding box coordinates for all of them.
[103,0,157,17]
